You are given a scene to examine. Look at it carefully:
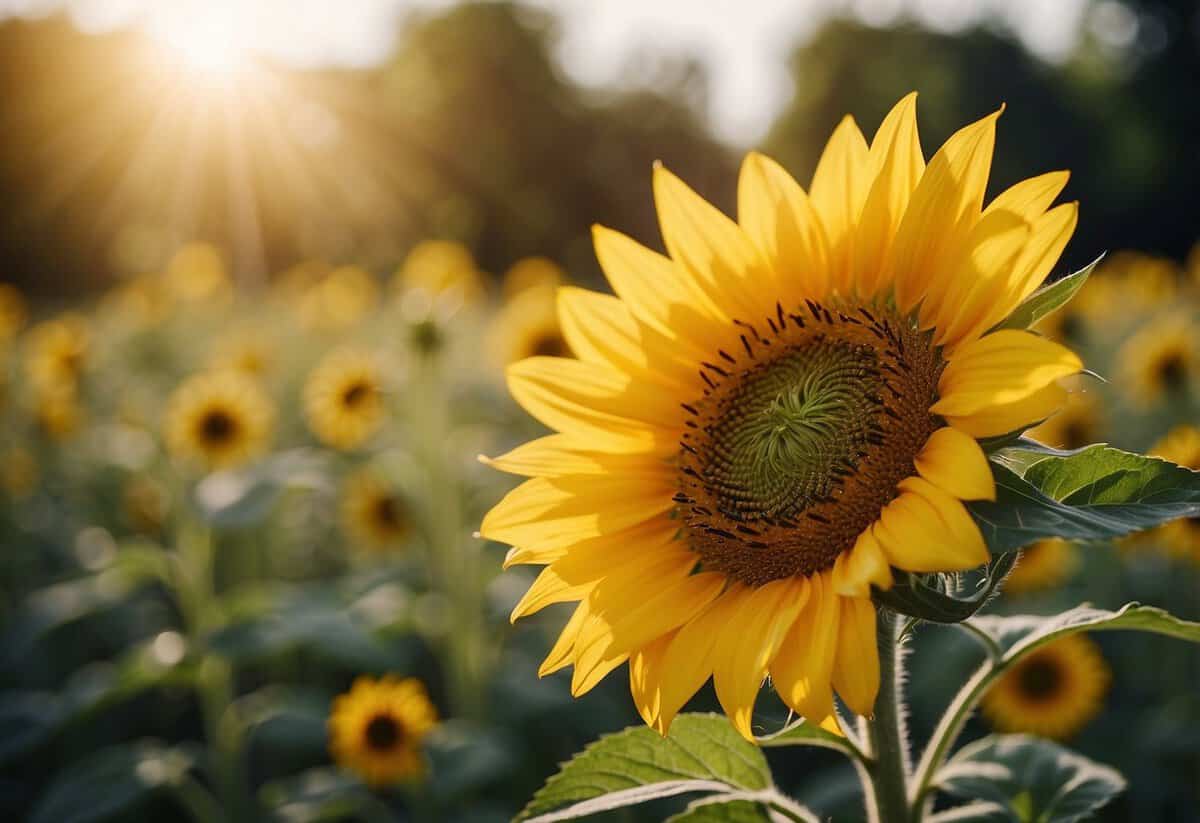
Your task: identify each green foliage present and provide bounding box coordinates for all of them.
[993,257,1102,333]
[972,603,1200,661]
[194,450,330,529]
[970,444,1200,552]
[938,735,1125,823]
[873,553,1016,625]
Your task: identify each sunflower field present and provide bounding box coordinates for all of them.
[2,3,1200,823]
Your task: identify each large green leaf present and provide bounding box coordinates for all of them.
[969,445,1200,552]
[195,449,329,528]
[515,713,771,822]
[971,602,1200,662]
[938,735,1125,823]
[991,256,1101,332]
[756,717,861,759]
[665,798,787,822]
[872,553,1016,625]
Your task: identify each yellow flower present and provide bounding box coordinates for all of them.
[1004,538,1078,595]
[481,94,1084,740]
[164,242,231,303]
[1026,385,1101,450]
[328,676,438,786]
[0,283,27,341]
[1143,425,1200,560]
[1117,314,1198,406]
[164,371,274,469]
[210,331,273,377]
[982,635,1109,739]
[298,265,380,331]
[34,385,85,440]
[304,349,386,450]
[502,257,566,301]
[487,286,570,367]
[341,470,412,550]
[393,240,486,305]
[25,314,88,391]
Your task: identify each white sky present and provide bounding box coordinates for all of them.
[0,0,1092,144]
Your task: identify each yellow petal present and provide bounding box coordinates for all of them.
[854,92,924,298]
[540,600,590,676]
[891,108,1002,314]
[874,477,989,572]
[654,164,772,321]
[933,330,1082,417]
[983,170,1069,222]
[769,571,840,722]
[832,528,893,598]
[809,116,871,295]
[509,564,594,622]
[738,152,831,302]
[502,515,675,569]
[943,381,1068,439]
[481,434,669,479]
[914,426,996,501]
[629,631,674,727]
[712,577,808,740]
[831,596,880,717]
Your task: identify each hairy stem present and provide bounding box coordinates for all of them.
[862,608,912,823]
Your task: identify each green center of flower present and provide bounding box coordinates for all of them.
[677,301,943,586]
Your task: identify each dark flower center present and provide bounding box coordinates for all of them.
[364,713,403,751]
[677,300,942,586]
[199,409,238,444]
[373,495,404,531]
[528,332,568,359]
[1158,353,1187,389]
[1017,657,1063,701]
[341,380,373,408]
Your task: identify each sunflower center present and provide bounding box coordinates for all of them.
[1158,353,1186,389]
[373,495,404,530]
[1017,657,1063,701]
[342,380,373,408]
[528,331,568,358]
[677,300,943,586]
[199,409,238,445]
[364,713,403,751]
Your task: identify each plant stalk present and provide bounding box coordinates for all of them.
[862,608,913,823]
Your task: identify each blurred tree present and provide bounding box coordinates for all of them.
[762,2,1200,274]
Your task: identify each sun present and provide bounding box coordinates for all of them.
[144,4,254,84]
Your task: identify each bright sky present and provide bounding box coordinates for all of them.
[1,0,1093,144]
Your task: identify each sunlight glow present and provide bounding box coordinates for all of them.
[144,3,252,82]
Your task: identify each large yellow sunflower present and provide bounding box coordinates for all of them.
[304,349,386,450]
[981,635,1109,739]
[481,94,1084,740]
[328,676,438,786]
[164,371,274,469]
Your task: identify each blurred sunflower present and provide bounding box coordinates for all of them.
[393,240,486,305]
[482,94,1084,738]
[502,256,566,300]
[341,470,412,550]
[488,286,569,366]
[24,314,88,391]
[298,266,380,332]
[1145,425,1200,559]
[0,283,27,341]
[982,635,1109,739]
[1004,538,1078,595]
[1026,386,1101,450]
[164,371,274,469]
[304,349,386,450]
[34,385,84,440]
[210,331,274,377]
[163,242,231,304]
[328,676,438,786]
[1117,314,1198,406]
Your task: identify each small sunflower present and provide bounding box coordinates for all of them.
[1026,385,1101,450]
[328,676,438,786]
[164,242,231,303]
[0,283,27,341]
[210,331,273,377]
[304,349,386,450]
[393,240,486,305]
[488,286,570,366]
[24,314,88,391]
[341,470,413,550]
[1145,425,1200,560]
[482,94,1085,739]
[164,371,274,469]
[502,257,566,300]
[1117,315,1198,406]
[34,385,84,439]
[982,635,1110,739]
[1004,538,1078,595]
[298,266,380,331]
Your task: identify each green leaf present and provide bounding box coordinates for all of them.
[971,602,1200,662]
[757,717,862,759]
[969,445,1200,552]
[938,735,1125,823]
[29,741,194,823]
[515,713,771,822]
[872,553,1016,625]
[258,767,382,823]
[665,799,773,822]
[195,449,329,528]
[991,255,1102,332]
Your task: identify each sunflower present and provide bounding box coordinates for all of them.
[304,349,386,450]
[164,371,274,469]
[1004,538,1078,595]
[298,266,381,332]
[502,257,566,300]
[1144,425,1200,560]
[24,314,88,391]
[328,676,438,786]
[210,331,273,377]
[0,446,39,499]
[34,385,85,439]
[481,93,1084,740]
[393,240,486,305]
[1026,384,1101,450]
[982,635,1109,739]
[1117,314,1198,406]
[341,470,413,550]
[163,242,231,303]
[488,286,570,366]
[0,283,27,341]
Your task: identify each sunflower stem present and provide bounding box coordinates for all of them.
[862,608,913,823]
